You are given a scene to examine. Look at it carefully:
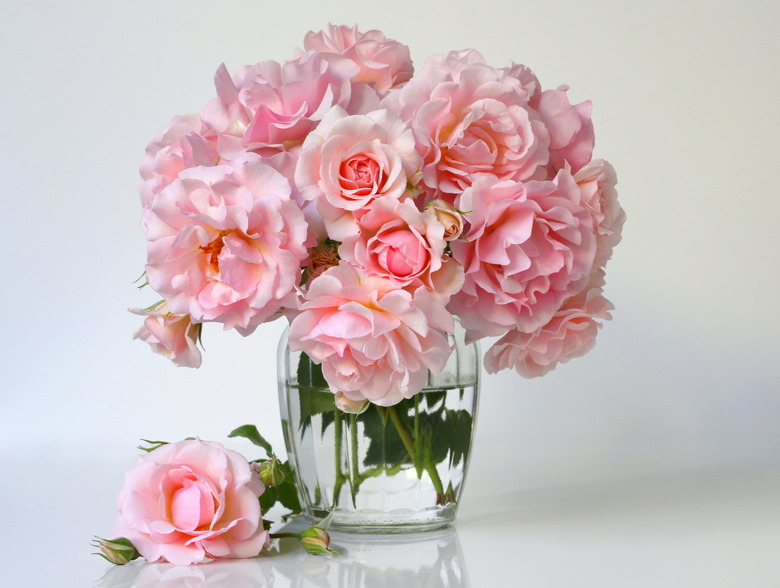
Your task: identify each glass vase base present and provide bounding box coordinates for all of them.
[307,504,457,534]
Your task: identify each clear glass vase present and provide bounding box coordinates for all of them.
[277,324,480,533]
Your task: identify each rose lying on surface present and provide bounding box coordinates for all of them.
[97,431,335,566]
[111,440,269,565]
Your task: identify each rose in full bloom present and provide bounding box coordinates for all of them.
[131,302,202,368]
[288,263,454,406]
[532,85,594,176]
[296,107,422,239]
[448,171,597,340]
[303,24,414,94]
[138,114,219,208]
[339,196,463,297]
[112,440,269,565]
[574,159,625,267]
[143,154,308,335]
[484,272,612,377]
[382,50,550,199]
[200,52,380,160]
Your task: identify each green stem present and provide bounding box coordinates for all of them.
[387,406,446,498]
[269,532,300,540]
[349,414,360,507]
[333,411,345,507]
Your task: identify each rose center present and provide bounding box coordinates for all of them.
[374,230,427,277]
[340,155,383,197]
[170,477,217,532]
[199,230,231,272]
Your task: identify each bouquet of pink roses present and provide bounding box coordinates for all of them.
[134,24,624,407]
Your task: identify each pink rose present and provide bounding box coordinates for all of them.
[382,50,550,199]
[143,154,308,335]
[131,302,202,368]
[448,171,597,340]
[574,159,625,267]
[303,25,413,94]
[138,114,219,208]
[296,107,421,239]
[532,86,594,175]
[289,263,454,406]
[484,272,612,377]
[112,439,269,565]
[339,196,463,297]
[201,53,380,159]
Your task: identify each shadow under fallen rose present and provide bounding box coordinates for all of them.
[95,526,469,588]
[94,559,271,588]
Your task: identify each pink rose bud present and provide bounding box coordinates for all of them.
[257,458,286,487]
[426,200,464,241]
[92,536,140,565]
[334,392,369,415]
[299,527,334,555]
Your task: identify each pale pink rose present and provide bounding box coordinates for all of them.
[131,302,202,368]
[382,50,550,199]
[303,25,414,94]
[339,196,463,298]
[484,272,612,377]
[532,86,594,175]
[201,53,380,160]
[288,263,454,406]
[112,439,269,565]
[574,159,625,267]
[448,171,597,340]
[296,107,421,239]
[143,154,308,335]
[426,199,464,241]
[138,114,219,208]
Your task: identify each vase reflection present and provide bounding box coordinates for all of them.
[94,526,469,588]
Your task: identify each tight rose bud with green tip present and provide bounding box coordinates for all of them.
[257,458,286,487]
[299,527,335,555]
[92,536,140,565]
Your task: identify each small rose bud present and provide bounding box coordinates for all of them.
[92,536,140,565]
[334,392,369,415]
[426,200,464,241]
[299,527,334,555]
[257,458,286,487]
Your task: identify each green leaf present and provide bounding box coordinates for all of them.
[295,352,338,435]
[228,425,274,458]
[296,352,328,388]
[276,475,302,512]
[362,404,410,469]
[260,486,279,513]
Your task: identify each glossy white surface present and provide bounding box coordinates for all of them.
[1,0,779,585]
[3,454,778,587]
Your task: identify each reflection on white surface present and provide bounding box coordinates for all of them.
[309,527,469,588]
[93,527,468,588]
[95,559,270,587]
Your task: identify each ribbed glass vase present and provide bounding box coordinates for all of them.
[277,324,480,533]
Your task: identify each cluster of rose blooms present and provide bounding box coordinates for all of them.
[134,25,625,407]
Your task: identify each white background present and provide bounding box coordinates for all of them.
[1,0,779,586]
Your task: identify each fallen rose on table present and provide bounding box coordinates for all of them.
[93,427,335,566]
